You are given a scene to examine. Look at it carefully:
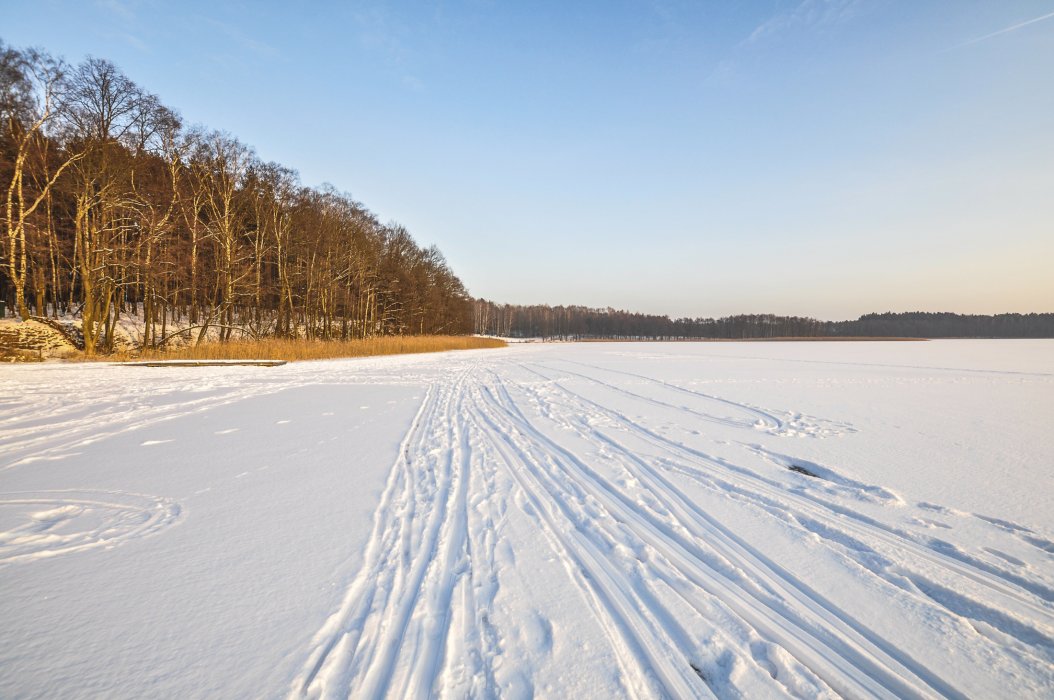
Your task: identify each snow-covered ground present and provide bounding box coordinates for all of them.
[1,340,1052,699]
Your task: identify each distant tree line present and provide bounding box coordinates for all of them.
[474,302,1054,339]
[1,40,473,354]
[828,312,1054,338]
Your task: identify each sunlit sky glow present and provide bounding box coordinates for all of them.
[5,0,1053,319]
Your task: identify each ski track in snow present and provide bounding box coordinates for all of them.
[0,361,435,473]
[289,354,1054,699]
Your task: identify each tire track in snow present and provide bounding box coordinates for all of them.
[517,362,1054,671]
[480,370,961,699]
[0,384,295,472]
[528,363,1054,612]
[467,384,718,699]
[0,358,438,472]
[641,352,1054,379]
[293,363,740,699]
[548,358,855,439]
[292,366,492,700]
[523,362,1054,603]
[553,359,785,432]
[435,417,503,700]
[290,353,1050,699]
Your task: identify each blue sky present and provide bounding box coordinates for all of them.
[4,0,1052,319]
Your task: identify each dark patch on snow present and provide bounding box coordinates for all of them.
[788,464,821,479]
[690,662,709,683]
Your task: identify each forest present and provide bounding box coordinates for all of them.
[473,302,1054,340]
[1,40,474,355]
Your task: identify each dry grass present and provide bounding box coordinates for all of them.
[576,336,928,342]
[92,335,506,362]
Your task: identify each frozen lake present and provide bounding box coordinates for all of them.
[1,340,1052,698]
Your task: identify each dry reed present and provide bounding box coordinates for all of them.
[94,335,505,362]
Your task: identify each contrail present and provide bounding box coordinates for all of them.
[953,9,1054,49]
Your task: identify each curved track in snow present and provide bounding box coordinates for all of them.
[0,489,182,564]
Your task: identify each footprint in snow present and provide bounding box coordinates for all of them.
[984,548,1026,567]
[521,612,554,654]
[974,513,1033,534]
[909,516,952,530]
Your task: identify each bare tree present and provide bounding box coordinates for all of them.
[2,46,83,320]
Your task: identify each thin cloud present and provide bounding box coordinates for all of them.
[951,10,1054,49]
[121,33,148,52]
[747,0,863,44]
[352,7,411,67]
[200,17,280,59]
[402,74,425,92]
[96,0,135,22]
[709,0,863,82]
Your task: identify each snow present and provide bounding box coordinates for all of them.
[1,340,1052,698]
